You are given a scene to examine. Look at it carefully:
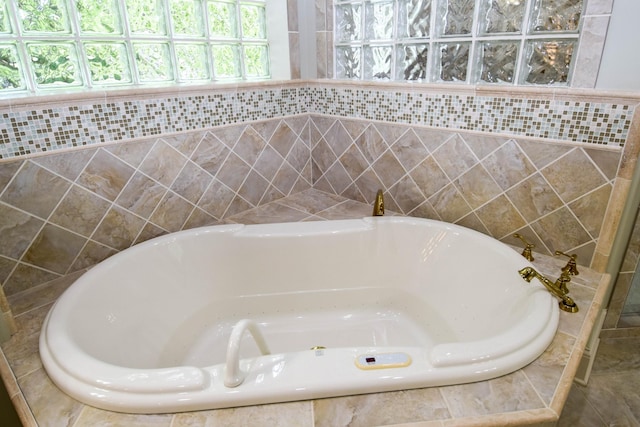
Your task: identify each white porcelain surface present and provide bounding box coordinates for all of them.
[39,217,559,413]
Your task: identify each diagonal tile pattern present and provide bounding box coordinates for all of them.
[0,117,312,296]
[310,115,615,265]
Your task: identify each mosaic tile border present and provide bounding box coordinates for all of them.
[0,87,307,159]
[306,87,635,147]
[0,82,636,160]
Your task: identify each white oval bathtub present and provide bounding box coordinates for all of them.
[40,217,558,413]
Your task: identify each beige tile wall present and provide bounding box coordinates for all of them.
[0,118,312,299]
[310,116,620,264]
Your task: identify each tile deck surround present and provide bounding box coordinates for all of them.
[0,189,610,427]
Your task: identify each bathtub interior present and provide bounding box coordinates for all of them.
[52,217,550,372]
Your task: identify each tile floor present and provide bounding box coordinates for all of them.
[558,334,640,426]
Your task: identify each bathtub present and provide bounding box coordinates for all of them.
[40,217,558,414]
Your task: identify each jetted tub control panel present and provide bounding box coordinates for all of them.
[355,353,412,370]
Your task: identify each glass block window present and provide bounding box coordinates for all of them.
[335,0,584,85]
[0,0,270,96]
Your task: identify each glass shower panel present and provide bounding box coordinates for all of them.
[530,0,583,33]
[438,0,475,36]
[365,1,394,40]
[437,42,470,82]
[479,0,526,34]
[397,0,431,39]
[397,44,428,80]
[336,4,363,42]
[364,45,392,79]
[523,39,574,84]
[477,41,519,83]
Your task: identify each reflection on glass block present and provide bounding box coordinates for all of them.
[480,0,525,34]
[440,0,474,36]
[0,45,24,90]
[208,1,238,38]
[0,2,9,33]
[244,45,270,77]
[531,0,583,33]
[438,42,469,82]
[524,40,574,84]
[336,46,361,79]
[176,44,209,80]
[19,0,69,33]
[76,0,121,34]
[212,44,241,78]
[241,4,266,39]
[365,1,393,40]
[171,0,205,37]
[364,45,391,80]
[127,0,167,35]
[85,43,131,85]
[336,4,362,42]
[398,44,428,81]
[134,43,173,81]
[28,43,82,86]
[398,0,431,38]
[478,41,518,83]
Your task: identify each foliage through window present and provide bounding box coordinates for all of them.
[0,0,270,96]
[335,0,583,85]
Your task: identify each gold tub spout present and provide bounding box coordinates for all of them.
[372,189,385,216]
[518,266,579,313]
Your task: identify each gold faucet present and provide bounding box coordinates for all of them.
[518,266,579,313]
[372,189,384,216]
[513,233,535,262]
[554,251,578,295]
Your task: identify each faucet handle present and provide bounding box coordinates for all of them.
[555,251,579,276]
[513,233,535,261]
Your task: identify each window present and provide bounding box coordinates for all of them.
[0,0,271,96]
[335,0,583,85]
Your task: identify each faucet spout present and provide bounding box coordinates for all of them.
[518,267,578,313]
[372,189,384,216]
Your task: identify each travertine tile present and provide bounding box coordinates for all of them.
[198,180,238,219]
[390,129,430,171]
[0,161,22,193]
[574,371,640,426]
[432,134,478,181]
[1,161,71,218]
[238,170,270,206]
[482,140,536,191]
[190,132,232,176]
[22,224,87,274]
[171,161,213,204]
[389,175,427,214]
[2,264,59,297]
[0,203,44,259]
[76,149,134,201]
[410,156,450,199]
[523,332,576,405]
[372,150,406,189]
[18,368,86,427]
[542,149,607,203]
[439,371,545,418]
[105,138,156,167]
[149,192,195,232]
[226,202,309,224]
[92,206,146,251]
[271,122,300,158]
[49,185,111,237]
[354,125,388,163]
[172,401,314,427]
[139,141,187,187]
[71,241,117,271]
[429,184,472,223]
[117,172,167,219]
[517,139,573,170]
[31,148,95,181]
[505,173,563,223]
[74,406,173,427]
[475,195,526,239]
[584,147,621,181]
[234,126,267,167]
[568,184,612,237]
[531,207,592,253]
[454,164,502,209]
[255,146,286,181]
[216,153,252,192]
[313,389,450,427]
